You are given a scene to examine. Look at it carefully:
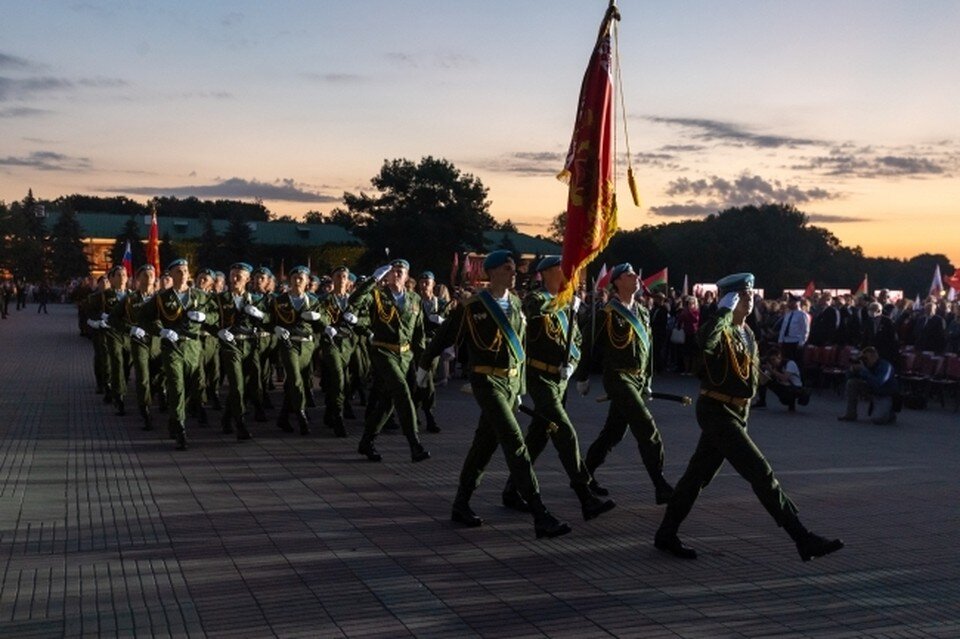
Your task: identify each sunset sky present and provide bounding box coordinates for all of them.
[2,1,958,263]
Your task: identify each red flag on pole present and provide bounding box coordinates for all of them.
[146,207,161,274]
[553,4,621,308]
[854,274,869,297]
[804,280,816,298]
[642,268,668,291]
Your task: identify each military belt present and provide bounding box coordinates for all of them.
[699,389,751,408]
[371,340,410,353]
[472,365,519,378]
[528,358,561,375]
[232,334,257,341]
[289,335,313,343]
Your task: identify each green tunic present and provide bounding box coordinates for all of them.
[112,290,161,410]
[269,291,320,412]
[214,290,273,419]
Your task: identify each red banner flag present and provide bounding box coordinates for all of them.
[642,268,668,291]
[804,280,816,298]
[146,207,161,274]
[554,4,621,308]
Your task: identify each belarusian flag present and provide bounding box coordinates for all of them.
[854,274,869,297]
[642,267,668,291]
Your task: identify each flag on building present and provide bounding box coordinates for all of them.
[553,4,621,309]
[642,267,668,291]
[804,280,816,298]
[929,264,944,297]
[122,240,134,278]
[145,208,161,274]
[854,274,869,297]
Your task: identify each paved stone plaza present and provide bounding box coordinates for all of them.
[1,304,958,638]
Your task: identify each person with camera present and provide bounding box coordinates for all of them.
[838,346,899,424]
[753,345,810,412]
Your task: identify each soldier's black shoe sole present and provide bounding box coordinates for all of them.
[798,536,844,562]
[582,498,616,521]
[654,534,698,559]
[588,479,609,497]
[535,521,572,539]
[451,505,483,527]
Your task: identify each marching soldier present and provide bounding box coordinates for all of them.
[414,271,446,433]
[353,259,430,463]
[85,275,113,400]
[270,266,322,435]
[101,265,132,416]
[212,262,270,441]
[655,273,844,561]
[118,265,162,430]
[578,263,674,504]
[501,256,615,521]
[317,266,362,437]
[417,250,569,539]
[252,267,278,414]
[139,258,217,450]
[196,268,223,412]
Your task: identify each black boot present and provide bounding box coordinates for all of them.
[573,484,616,521]
[254,403,267,423]
[297,410,311,436]
[115,399,126,417]
[407,434,431,462]
[358,435,382,462]
[588,477,609,497]
[342,402,356,420]
[236,418,252,441]
[210,394,223,411]
[528,494,571,539]
[501,479,530,512]
[305,392,316,408]
[140,406,153,431]
[331,416,347,438]
[784,514,844,562]
[197,406,208,427]
[174,422,187,450]
[451,487,483,527]
[221,409,234,434]
[103,387,113,404]
[653,475,675,505]
[655,506,697,559]
[425,410,440,433]
[262,393,274,410]
[157,390,168,413]
[276,409,293,433]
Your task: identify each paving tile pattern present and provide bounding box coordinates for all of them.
[0,305,958,638]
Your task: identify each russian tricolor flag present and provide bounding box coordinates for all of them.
[122,240,134,278]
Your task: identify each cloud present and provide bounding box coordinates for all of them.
[806,213,868,224]
[875,155,944,175]
[0,52,41,70]
[302,72,365,84]
[0,74,128,101]
[1,106,51,118]
[105,177,340,203]
[792,147,950,178]
[384,51,475,70]
[648,203,718,218]
[0,150,91,171]
[647,116,821,149]
[221,11,244,27]
[77,76,129,88]
[473,152,565,176]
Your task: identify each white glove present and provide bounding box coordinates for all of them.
[159,328,179,343]
[373,264,391,281]
[244,304,264,320]
[130,326,146,340]
[218,328,235,343]
[415,366,430,388]
[576,380,590,396]
[324,325,338,339]
[87,319,102,329]
[100,312,109,322]
[572,297,582,314]
[560,364,574,381]
[719,292,740,311]
[428,313,444,324]
[642,385,653,401]
[274,326,290,340]
[187,310,206,322]
[100,318,110,329]
[301,310,321,321]
[514,395,523,411]
[342,311,358,325]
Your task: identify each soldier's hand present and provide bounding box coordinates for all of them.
[719,292,740,311]
[576,380,590,396]
[415,367,430,388]
[428,313,444,324]
[373,264,392,281]
[218,328,235,343]
[187,310,206,323]
[560,364,574,381]
[301,310,321,321]
[159,328,179,343]
[100,318,110,329]
[129,326,146,340]
[571,297,582,314]
[87,318,101,330]
[244,304,265,320]
[324,325,338,339]
[642,385,653,401]
[274,326,290,340]
[342,311,358,325]
[514,395,523,411]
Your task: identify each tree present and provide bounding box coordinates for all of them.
[110,216,147,272]
[6,189,48,281]
[341,156,496,276]
[49,206,90,280]
[222,215,256,264]
[303,210,326,224]
[195,215,223,269]
[497,219,518,233]
[547,210,566,243]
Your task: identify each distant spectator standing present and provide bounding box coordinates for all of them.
[36,282,50,314]
[810,293,841,346]
[778,294,810,362]
[914,302,947,353]
[16,279,27,310]
[860,301,899,366]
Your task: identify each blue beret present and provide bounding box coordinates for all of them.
[254,266,274,279]
[230,262,253,273]
[107,265,126,276]
[716,272,755,296]
[609,263,635,285]
[419,271,435,280]
[391,259,410,270]
[135,264,155,276]
[347,273,357,282]
[331,265,349,275]
[290,265,311,276]
[535,255,561,273]
[483,249,513,271]
[214,271,225,278]
[198,268,216,278]
[167,258,188,270]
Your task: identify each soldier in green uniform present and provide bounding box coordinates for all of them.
[655,273,844,561]
[139,258,217,450]
[196,268,223,412]
[253,267,278,414]
[500,256,615,521]
[353,259,430,463]
[85,275,114,400]
[318,266,362,437]
[270,266,321,435]
[577,263,674,504]
[417,250,570,539]
[101,265,131,415]
[121,265,162,431]
[413,271,446,433]
[212,262,270,441]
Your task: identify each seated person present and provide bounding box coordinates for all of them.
[838,346,899,424]
[754,346,810,411]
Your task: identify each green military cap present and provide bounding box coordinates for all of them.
[390,259,410,270]
[419,270,435,280]
[535,255,561,272]
[230,262,253,273]
[483,249,513,271]
[716,272,755,296]
[609,262,635,284]
[167,258,188,270]
[290,265,310,276]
